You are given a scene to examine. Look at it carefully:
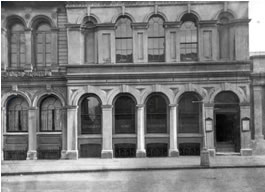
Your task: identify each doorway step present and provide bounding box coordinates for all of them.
[216,141,235,152]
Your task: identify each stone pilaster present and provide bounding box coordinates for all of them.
[252,86,265,155]
[1,107,6,160]
[169,104,179,157]
[136,104,146,158]
[65,105,78,159]
[205,103,215,156]
[27,107,38,160]
[60,107,67,159]
[101,105,113,158]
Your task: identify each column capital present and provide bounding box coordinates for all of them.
[66,105,78,110]
[28,107,38,110]
[101,104,113,109]
[169,104,178,108]
[136,104,145,108]
[204,103,214,107]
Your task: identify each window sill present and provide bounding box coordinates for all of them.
[3,132,28,135]
[178,133,202,137]
[145,134,169,137]
[113,134,137,138]
[37,132,62,135]
[78,134,102,138]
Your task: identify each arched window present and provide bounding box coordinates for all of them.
[218,13,234,60]
[8,21,26,68]
[7,96,28,132]
[114,95,136,134]
[80,95,101,134]
[34,22,52,68]
[83,17,97,64]
[146,94,167,133]
[178,92,201,133]
[115,17,133,63]
[147,16,165,62]
[180,14,198,61]
[40,96,62,132]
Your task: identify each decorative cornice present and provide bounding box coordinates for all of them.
[164,22,181,28]
[131,22,148,29]
[96,23,116,30]
[199,20,218,27]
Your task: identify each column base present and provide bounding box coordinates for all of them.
[60,150,67,159]
[136,149,146,158]
[208,149,216,157]
[169,149,179,157]
[65,150,78,160]
[252,138,265,155]
[240,148,253,156]
[200,149,210,167]
[101,150,113,159]
[26,150,37,160]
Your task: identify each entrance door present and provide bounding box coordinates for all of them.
[215,112,240,152]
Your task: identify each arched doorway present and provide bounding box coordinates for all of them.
[214,91,240,153]
[178,92,202,156]
[113,94,136,158]
[78,94,102,158]
[4,96,29,160]
[37,95,63,159]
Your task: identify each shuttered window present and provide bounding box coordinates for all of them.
[35,23,52,67]
[9,23,26,68]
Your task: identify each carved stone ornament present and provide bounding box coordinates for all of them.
[2,71,53,78]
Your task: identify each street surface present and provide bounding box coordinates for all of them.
[2,168,265,192]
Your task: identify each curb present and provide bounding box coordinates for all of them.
[2,164,265,176]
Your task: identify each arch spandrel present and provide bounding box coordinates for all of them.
[32,90,66,108]
[29,15,56,29]
[112,12,136,23]
[2,91,31,108]
[144,11,168,23]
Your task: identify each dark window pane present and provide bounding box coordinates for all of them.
[115,96,136,134]
[146,143,168,157]
[178,93,200,133]
[81,96,102,134]
[146,95,167,133]
[115,143,136,158]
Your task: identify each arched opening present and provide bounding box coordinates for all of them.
[178,92,202,156]
[214,91,240,153]
[145,93,169,157]
[78,94,102,158]
[115,16,133,63]
[4,96,29,160]
[180,13,198,61]
[113,94,136,158]
[38,95,63,159]
[82,16,97,64]
[147,15,165,62]
[7,19,26,69]
[34,21,52,68]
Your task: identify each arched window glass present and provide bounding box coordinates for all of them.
[180,14,198,61]
[114,95,136,134]
[147,16,165,62]
[218,15,233,60]
[115,17,133,63]
[81,96,101,134]
[35,22,52,67]
[146,95,167,133]
[84,19,96,64]
[9,22,26,68]
[178,93,200,133]
[7,96,28,132]
[40,96,62,132]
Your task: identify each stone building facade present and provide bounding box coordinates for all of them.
[1,1,263,160]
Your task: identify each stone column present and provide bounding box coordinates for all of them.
[136,104,146,157]
[1,28,8,71]
[27,107,37,160]
[65,105,78,159]
[205,103,215,156]
[253,86,265,155]
[101,105,113,158]
[24,29,32,72]
[1,107,6,160]
[200,102,210,167]
[169,104,179,157]
[240,104,252,156]
[60,107,67,159]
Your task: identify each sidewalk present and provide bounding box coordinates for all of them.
[2,156,265,176]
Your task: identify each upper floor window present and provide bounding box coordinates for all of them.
[180,14,198,61]
[7,96,28,132]
[83,18,97,64]
[115,17,133,63]
[40,96,62,132]
[218,12,234,60]
[80,95,102,134]
[34,22,52,68]
[147,16,165,62]
[8,22,26,68]
[114,95,136,134]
